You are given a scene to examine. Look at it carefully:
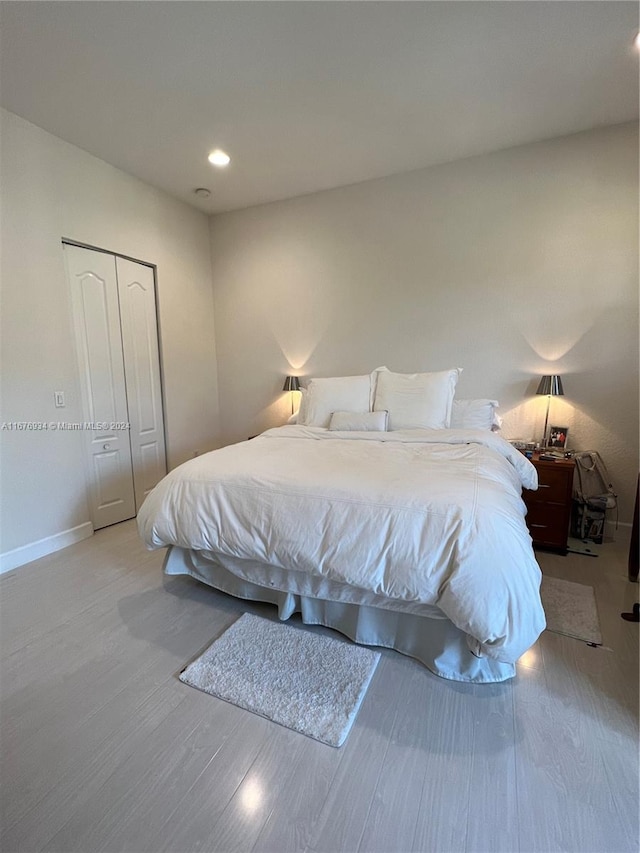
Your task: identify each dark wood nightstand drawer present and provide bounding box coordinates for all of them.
[528,465,573,504]
[525,503,571,549]
[522,453,575,553]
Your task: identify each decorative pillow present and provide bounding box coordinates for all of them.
[373,368,461,430]
[299,375,373,428]
[450,399,501,431]
[328,410,388,432]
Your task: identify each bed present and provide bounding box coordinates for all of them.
[138,385,545,683]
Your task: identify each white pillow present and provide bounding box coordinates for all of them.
[451,399,501,431]
[299,375,373,428]
[370,366,389,408]
[373,368,461,430]
[329,410,388,431]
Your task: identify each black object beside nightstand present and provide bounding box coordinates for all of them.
[523,452,575,554]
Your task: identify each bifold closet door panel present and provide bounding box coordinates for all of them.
[64,244,136,529]
[115,257,167,511]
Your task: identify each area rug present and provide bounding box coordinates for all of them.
[540,576,602,645]
[179,613,380,747]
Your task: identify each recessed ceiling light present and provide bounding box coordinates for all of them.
[194,187,211,198]
[208,149,231,167]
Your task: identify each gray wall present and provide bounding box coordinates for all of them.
[0,109,220,556]
[210,123,639,523]
[2,112,637,562]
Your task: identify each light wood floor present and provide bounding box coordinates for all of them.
[1,521,638,853]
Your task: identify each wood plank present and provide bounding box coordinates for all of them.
[464,680,518,853]
[513,663,633,853]
[409,677,475,853]
[1,578,232,814]
[356,659,436,853]
[250,733,343,853]
[151,713,274,853]
[304,654,405,853]
[2,681,186,852]
[1,520,637,853]
[43,691,242,852]
[597,735,640,851]
[208,724,308,853]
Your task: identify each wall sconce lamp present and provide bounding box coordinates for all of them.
[283,375,300,415]
[536,374,564,447]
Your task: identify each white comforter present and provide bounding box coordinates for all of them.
[138,426,545,663]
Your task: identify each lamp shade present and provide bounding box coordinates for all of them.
[283,375,300,392]
[536,374,564,396]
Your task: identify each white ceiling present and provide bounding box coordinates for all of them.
[1,1,637,214]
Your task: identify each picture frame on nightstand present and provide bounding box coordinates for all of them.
[548,425,569,449]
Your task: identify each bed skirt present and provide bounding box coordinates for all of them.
[164,546,516,683]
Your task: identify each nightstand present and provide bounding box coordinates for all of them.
[523,452,575,553]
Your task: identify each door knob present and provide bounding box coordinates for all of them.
[103,443,111,450]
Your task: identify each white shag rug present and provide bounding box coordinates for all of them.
[541,576,603,645]
[179,613,380,747]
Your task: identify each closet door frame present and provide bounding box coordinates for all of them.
[63,238,168,526]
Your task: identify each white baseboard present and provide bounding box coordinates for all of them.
[0,522,94,574]
[603,518,631,545]
[607,520,631,530]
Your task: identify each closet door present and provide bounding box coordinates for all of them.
[65,245,136,529]
[115,257,167,510]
